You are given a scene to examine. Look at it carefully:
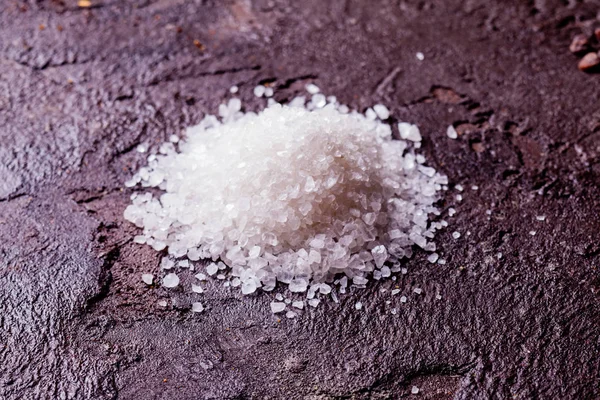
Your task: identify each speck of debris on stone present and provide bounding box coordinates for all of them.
[400,296,407,303]
[411,385,420,394]
[78,0,92,7]
[193,39,205,50]
[536,215,546,221]
[578,52,600,72]
[569,34,589,54]
[416,52,424,61]
[141,273,153,285]
[446,125,458,139]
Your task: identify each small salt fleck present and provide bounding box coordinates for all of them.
[435,294,442,300]
[253,85,266,97]
[529,231,536,236]
[169,134,179,143]
[413,288,422,294]
[305,83,320,94]
[497,252,503,259]
[286,310,297,319]
[456,194,463,201]
[229,85,239,94]
[373,104,390,120]
[192,284,204,293]
[355,302,363,310]
[270,302,286,313]
[275,293,284,301]
[162,273,179,288]
[452,231,461,239]
[206,263,218,276]
[391,289,400,295]
[437,259,446,265]
[536,215,546,221]
[416,52,424,61]
[391,308,397,315]
[195,273,207,281]
[448,208,456,217]
[455,184,464,191]
[401,268,408,275]
[292,301,304,309]
[264,87,274,98]
[308,298,320,307]
[136,143,148,153]
[411,386,420,394]
[471,185,479,191]
[400,296,407,303]
[427,253,439,263]
[141,273,153,285]
[191,302,204,313]
[446,125,458,139]
[157,300,167,307]
[486,210,492,215]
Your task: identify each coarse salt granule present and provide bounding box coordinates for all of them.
[124,86,447,301]
[141,273,153,285]
[446,125,458,139]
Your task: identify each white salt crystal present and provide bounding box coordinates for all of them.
[411,385,419,394]
[311,93,327,108]
[448,208,456,217]
[195,273,207,281]
[286,310,297,319]
[305,83,320,94]
[355,302,363,310]
[413,288,422,294]
[191,302,204,312]
[427,253,439,263]
[391,289,400,295]
[192,284,204,293]
[253,85,266,97]
[206,263,218,276]
[400,296,407,303]
[169,134,179,143]
[435,294,442,300]
[308,298,320,307]
[536,215,546,221]
[141,273,153,285]
[455,184,464,191]
[136,143,148,153]
[456,194,463,201]
[229,85,239,94]
[416,52,424,60]
[446,125,458,139]
[292,301,304,309]
[158,300,167,307]
[529,231,536,236]
[437,259,446,265]
[264,87,274,97]
[373,104,390,120]
[371,245,388,268]
[390,308,397,315]
[398,122,422,142]
[275,293,284,301]
[452,231,461,239]
[270,302,286,313]
[162,273,179,288]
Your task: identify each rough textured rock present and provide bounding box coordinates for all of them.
[1,1,599,399]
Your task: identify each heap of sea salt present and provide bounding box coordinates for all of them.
[124,86,447,300]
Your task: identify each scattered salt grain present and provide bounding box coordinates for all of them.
[400,296,407,303]
[206,263,218,276]
[536,215,546,221]
[416,52,424,61]
[192,284,204,293]
[413,288,422,294]
[158,300,167,307]
[529,231,536,236]
[373,104,390,120]
[264,87,274,98]
[162,273,179,288]
[292,301,304,309]
[455,184,464,191]
[270,302,286,313]
[411,386,420,394]
[355,302,363,310]
[141,273,153,285]
[391,289,400,295]
[471,185,479,191]
[427,253,439,263]
[308,298,320,307]
[305,83,320,94]
[253,85,266,97]
[191,302,204,313]
[448,208,456,217]
[229,85,239,94]
[286,310,297,319]
[437,259,446,265]
[136,143,148,153]
[497,252,503,259]
[452,231,461,239]
[390,308,397,315]
[456,194,463,201]
[446,125,458,139]
[195,273,207,281]
[435,294,442,300]
[275,293,284,301]
[398,122,422,142]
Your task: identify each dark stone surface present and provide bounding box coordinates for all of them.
[1,1,599,399]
